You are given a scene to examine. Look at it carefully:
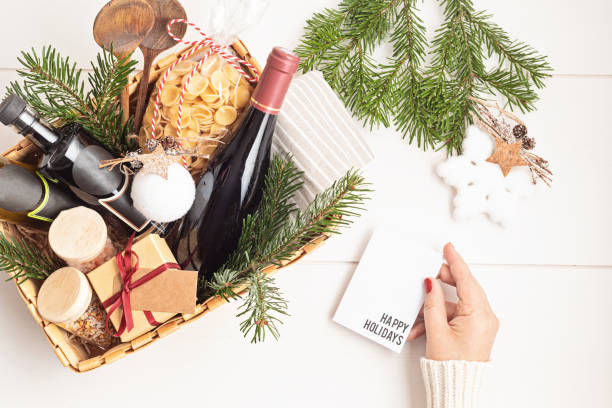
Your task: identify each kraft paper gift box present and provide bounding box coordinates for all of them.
[87,234,197,343]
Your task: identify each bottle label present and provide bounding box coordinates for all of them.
[98,175,150,232]
[27,172,53,222]
[68,144,149,232]
[72,145,123,196]
[28,173,80,222]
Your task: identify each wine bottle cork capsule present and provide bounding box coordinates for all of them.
[37,267,92,324]
[48,206,108,264]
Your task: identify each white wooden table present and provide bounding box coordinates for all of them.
[0,1,611,407]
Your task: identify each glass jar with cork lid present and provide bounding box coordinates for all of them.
[48,206,118,273]
[37,266,115,350]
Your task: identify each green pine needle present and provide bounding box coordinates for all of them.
[7,45,136,154]
[237,271,289,343]
[296,0,552,154]
[0,233,64,282]
[208,154,371,343]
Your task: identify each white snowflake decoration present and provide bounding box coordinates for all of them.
[437,125,536,226]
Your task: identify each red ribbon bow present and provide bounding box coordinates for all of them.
[102,234,181,337]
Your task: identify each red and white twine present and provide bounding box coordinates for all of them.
[149,19,260,166]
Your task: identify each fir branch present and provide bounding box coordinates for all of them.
[0,233,63,282]
[237,271,289,343]
[84,49,136,152]
[252,155,305,254]
[295,0,552,154]
[208,154,370,342]
[9,46,86,122]
[362,1,425,129]
[477,68,539,112]
[344,0,399,53]
[7,46,136,154]
[470,11,552,88]
[296,8,352,73]
[297,0,399,120]
[388,0,428,145]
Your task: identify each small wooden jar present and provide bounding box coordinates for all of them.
[37,267,114,349]
[48,206,117,273]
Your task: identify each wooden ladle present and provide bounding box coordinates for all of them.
[93,0,155,123]
[133,0,187,133]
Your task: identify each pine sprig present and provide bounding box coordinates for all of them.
[0,232,63,282]
[296,0,552,154]
[297,0,399,120]
[237,271,289,343]
[9,46,87,122]
[378,0,426,134]
[297,8,352,73]
[7,45,136,154]
[471,11,550,88]
[208,155,304,300]
[208,154,370,343]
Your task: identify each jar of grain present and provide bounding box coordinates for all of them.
[37,267,115,349]
[48,206,117,273]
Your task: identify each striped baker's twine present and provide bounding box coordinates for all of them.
[150,19,260,167]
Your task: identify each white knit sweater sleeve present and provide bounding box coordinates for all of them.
[420,358,490,408]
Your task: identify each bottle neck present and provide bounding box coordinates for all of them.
[12,106,59,151]
[250,68,294,116]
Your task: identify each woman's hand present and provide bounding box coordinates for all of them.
[407,243,499,362]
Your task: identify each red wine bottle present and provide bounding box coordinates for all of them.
[0,95,150,232]
[172,47,299,283]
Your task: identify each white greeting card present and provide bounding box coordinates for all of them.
[333,229,443,353]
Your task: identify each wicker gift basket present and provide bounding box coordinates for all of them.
[0,39,331,372]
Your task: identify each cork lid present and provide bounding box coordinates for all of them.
[37,267,92,323]
[48,206,108,263]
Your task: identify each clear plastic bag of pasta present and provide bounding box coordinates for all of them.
[138,0,268,176]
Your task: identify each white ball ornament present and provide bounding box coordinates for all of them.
[131,162,196,223]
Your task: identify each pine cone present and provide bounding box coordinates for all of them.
[130,161,144,171]
[126,151,143,171]
[522,137,536,150]
[145,138,158,151]
[513,124,528,139]
[161,136,178,150]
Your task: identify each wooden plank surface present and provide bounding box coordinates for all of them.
[0,1,610,74]
[304,76,612,266]
[0,262,610,407]
[0,1,610,407]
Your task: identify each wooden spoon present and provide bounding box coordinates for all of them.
[133,0,187,133]
[93,0,155,123]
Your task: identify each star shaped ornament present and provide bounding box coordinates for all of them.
[138,144,182,180]
[486,138,528,176]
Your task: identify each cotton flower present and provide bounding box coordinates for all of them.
[437,125,536,226]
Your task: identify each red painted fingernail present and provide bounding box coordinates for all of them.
[424,278,433,293]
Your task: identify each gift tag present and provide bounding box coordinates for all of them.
[113,268,198,314]
[333,229,443,353]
